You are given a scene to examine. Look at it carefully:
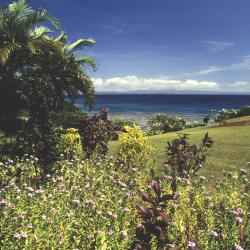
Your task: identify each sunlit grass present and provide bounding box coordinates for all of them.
[110,116,250,179]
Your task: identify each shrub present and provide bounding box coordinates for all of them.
[185,120,205,128]
[117,124,154,169]
[111,118,137,140]
[165,133,213,181]
[213,108,238,123]
[203,115,210,125]
[162,116,186,132]
[15,118,60,174]
[148,114,194,135]
[134,181,177,249]
[237,105,250,117]
[79,108,114,158]
[58,128,83,159]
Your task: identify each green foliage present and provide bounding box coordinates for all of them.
[238,105,250,117]
[117,124,154,169]
[0,0,60,134]
[203,115,210,125]
[58,128,83,159]
[213,108,238,124]
[16,118,60,174]
[0,0,96,172]
[79,108,114,158]
[111,118,137,140]
[148,113,202,135]
[53,103,87,129]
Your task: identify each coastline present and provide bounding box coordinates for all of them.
[108,112,204,127]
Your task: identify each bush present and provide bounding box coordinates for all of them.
[185,120,205,128]
[213,108,238,123]
[15,118,60,174]
[117,124,154,169]
[147,113,201,135]
[203,115,210,125]
[165,133,214,180]
[79,108,114,158]
[237,105,250,117]
[111,119,137,140]
[162,116,186,132]
[58,128,83,159]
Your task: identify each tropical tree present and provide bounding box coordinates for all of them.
[0,0,96,134]
[0,0,96,171]
[0,0,61,133]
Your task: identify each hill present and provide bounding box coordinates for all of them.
[110,116,250,179]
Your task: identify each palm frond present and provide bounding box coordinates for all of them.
[76,55,97,71]
[28,8,61,30]
[65,38,96,54]
[0,42,21,64]
[30,26,52,38]
[54,31,68,43]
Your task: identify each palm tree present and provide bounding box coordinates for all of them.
[0,0,60,133]
[0,0,96,134]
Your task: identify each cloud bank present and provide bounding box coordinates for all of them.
[93,76,219,93]
[92,76,250,93]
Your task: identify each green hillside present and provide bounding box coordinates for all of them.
[110,116,250,178]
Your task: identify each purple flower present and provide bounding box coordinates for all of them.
[188,241,196,248]
[236,208,243,215]
[0,199,7,206]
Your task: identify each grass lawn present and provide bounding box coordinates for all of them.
[110,116,250,179]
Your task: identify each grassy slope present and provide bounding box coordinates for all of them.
[110,116,250,179]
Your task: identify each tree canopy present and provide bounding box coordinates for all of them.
[0,0,96,134]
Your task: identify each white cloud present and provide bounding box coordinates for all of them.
[204,41,235,53]
[92,76,219,92]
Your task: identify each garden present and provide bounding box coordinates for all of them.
[0,1,249,249]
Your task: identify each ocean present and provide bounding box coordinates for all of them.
[75,94,250,124]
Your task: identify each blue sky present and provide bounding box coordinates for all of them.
[3,0,250,93]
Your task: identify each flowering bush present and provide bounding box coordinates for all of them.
[147,113,204,135]
[58,128,83,159]
[79,108,114,158]
[117,124,154,169]
[213,108,239,123]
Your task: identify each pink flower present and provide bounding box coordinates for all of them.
[188,241,196,248]
[108,229,114,236]
[72,199,81,206]
[235,216,243,223]
[0,199,7,206]
[18,213,24,219]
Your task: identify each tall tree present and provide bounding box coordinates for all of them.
[0,0,95,134]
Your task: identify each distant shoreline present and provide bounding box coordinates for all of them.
[108,112,204,127]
